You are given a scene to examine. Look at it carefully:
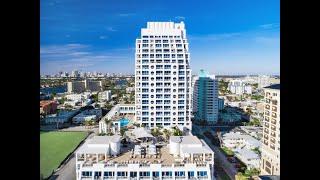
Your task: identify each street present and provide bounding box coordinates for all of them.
[193,125,238,180]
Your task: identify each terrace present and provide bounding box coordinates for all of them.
[77,134,214,169]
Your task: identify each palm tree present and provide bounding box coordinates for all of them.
[104,118,112,133]
[151,127,163,140]
[89,120,95,128]
[84,120,90,129]
[162,129,171,141]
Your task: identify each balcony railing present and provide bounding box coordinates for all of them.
[175,176,186,179]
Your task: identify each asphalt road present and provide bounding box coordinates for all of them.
[193,125,237,180]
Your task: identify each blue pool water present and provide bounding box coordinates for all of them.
[119,118,130,127]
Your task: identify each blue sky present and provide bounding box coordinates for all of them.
[41,0,280,75]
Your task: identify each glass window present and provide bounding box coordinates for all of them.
[152,172,160,177]
[82,171,92,177]
[104,172,113,177]
[188,171,195,177]
[130,172,137,177]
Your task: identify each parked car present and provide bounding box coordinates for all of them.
[234,163,241,168]
[227,157,237,163]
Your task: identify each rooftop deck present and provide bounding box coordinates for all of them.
[77,143,212,167]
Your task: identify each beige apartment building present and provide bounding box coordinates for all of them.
[260,84,280,175]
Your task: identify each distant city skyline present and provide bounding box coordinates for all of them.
[41,0,279,75]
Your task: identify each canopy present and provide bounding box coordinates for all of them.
[132,127,154,139]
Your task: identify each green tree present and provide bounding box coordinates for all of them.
[162,129,171,141]
[172,127,183,136]
[244,168,260,177]
[120,127,128,137]
[83,120,90,129]
[104,118,112,133]
[235,172,249,180]
[151,127,163,137]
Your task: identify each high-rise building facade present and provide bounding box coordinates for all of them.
[67,79,102,93]
[135,22,192,130]
[193,70,219,124]
[260,84,280,175]
[228,79,252,95]
[67,81,86,93]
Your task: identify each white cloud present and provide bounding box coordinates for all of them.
[106,27,117,32]
[41,44,131,73]
[118,13,135,17]
[175,16,185,21]
[259,23,280,29]
[99,36,107,39]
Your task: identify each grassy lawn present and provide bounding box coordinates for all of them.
[221,146,235,156]
[40,131,88,179]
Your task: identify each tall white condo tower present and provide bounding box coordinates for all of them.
[135,22,192,130]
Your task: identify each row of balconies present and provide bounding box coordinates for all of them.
[136,59,190,63]
[82,176,209,180]
[137,49,188,53]
[138,60,188,64]
[136,54,189,59]
[139,78,187,81]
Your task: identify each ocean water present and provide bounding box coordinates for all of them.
[40,85,67,94]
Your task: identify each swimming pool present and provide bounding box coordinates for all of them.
[119,118,130,127]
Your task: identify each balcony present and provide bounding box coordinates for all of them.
[139,176,151,179]
[81,177,93,180]
[272,100,278,105]
[162,177,173,180]
[103,177,115,180]
[198,176,209,179]
[116,177,128,179]
[175,177,186,179]
[270,138,276,144]
[265,105,270,110]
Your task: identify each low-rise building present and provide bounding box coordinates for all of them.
[72,108,102,124]
[98,90,112,102]
[66,93,91,102]
[239,126,263,140]
[222,132,261,150]
[75,135,215,180]
[43,109,79,124]
[228,80,252,95]
[234,148,260,170]
[40,100,58,115]
[126,87,135,93]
